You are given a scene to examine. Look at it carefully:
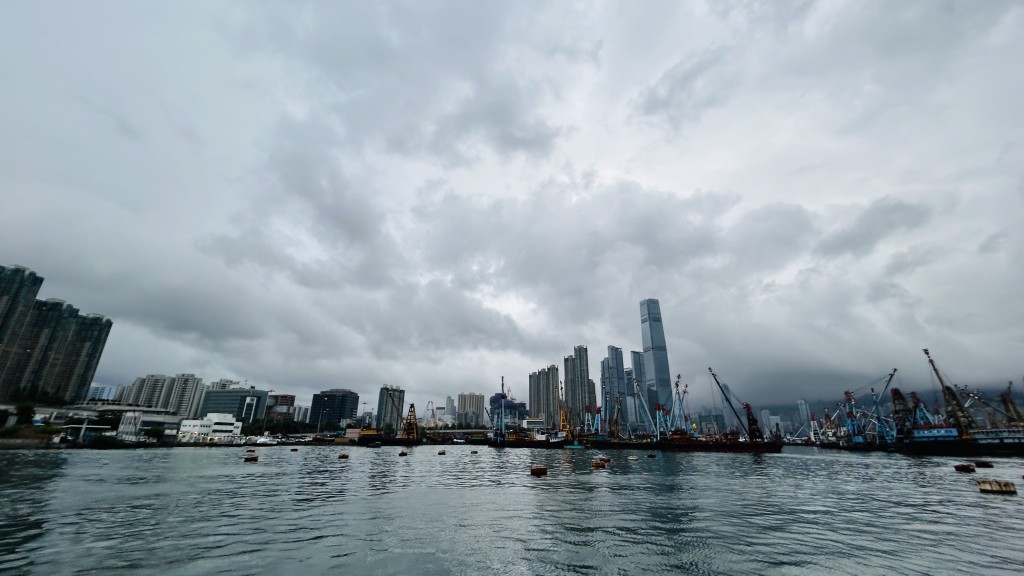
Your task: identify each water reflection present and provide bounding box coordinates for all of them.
[1,445,1023,575]
[0,451,67,575]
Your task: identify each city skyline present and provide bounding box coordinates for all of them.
[2,3,1022,412]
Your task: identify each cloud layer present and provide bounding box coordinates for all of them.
[2,1,1022,410]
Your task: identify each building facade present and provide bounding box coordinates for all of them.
[457,392,485,427]
[198,387,268,422]
[86,384,119,401]
[177,413,243,442]
[310,388,360,428]
[0,265,113,404]
[528,364,559,429]
[563,345,590,429]
[640,299,672,415]
[375,385,405,432]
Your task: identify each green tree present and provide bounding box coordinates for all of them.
[15,403,35,425]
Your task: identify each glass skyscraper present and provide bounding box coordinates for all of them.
[640,298,672,415]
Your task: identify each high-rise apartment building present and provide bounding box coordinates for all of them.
[563,345,590,429]
[797,399,810,425]
[86,384,119,401]
[640,299,672,415]
[600,346,628,424]
[0,265,112,403]
[457,392,485,427]
[311,388,360,427]
[166,374,205,418]
[375,385,405,432]
[528,364,559,428]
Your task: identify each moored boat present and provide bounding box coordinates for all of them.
[891,350,1024,457]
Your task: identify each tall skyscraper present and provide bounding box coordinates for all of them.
[376,385,405,432]
[529,365,559,428]
[563,345,590,429]
[0,265,112,403]
[601,346,628,424]
[311,388,360,427]
[640,299,672,415]
[457,392,485,427]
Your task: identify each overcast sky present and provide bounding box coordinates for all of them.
[2,1,1022,412]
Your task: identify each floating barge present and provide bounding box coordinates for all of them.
[976,479,1016,495]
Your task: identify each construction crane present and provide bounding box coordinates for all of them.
[400,403,419,441]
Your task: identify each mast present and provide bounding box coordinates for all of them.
[709,367,749,439]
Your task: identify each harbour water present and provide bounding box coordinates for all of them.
[2,445,1023,575]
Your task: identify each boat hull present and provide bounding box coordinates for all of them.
[895,439,1024,457]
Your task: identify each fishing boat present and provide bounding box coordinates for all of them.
[583,369,783,454]
[891,350,1024,457]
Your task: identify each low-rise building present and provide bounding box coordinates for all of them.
[116,412,182,443]
[178,412,243,443]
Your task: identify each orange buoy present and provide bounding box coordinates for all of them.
[530,466,548,477]
[599,456,611,463]
[591,460,606,469]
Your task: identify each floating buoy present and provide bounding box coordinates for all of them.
[627,455,638,461]
[591,460,606,469]
[338,454,349,459]
[244,456,258,463]
[246,449,256,453]
[399,451,408,457]
[471,450,478,454]
[647,453,657,458]
[599,456,611,463]
[438,450,446,455]
[954,464,976,473]
[530,466,548,477]
[290,448,299,452]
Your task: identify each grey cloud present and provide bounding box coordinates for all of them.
[978,231,1008,254]
[3,1,1022,409]
[77,97,144,141]
[817,197,931,257]
[884,246,936,276]
[633,45,736,130]
[236,1,564,162]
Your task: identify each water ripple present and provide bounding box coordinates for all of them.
[2,446,1024,574]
